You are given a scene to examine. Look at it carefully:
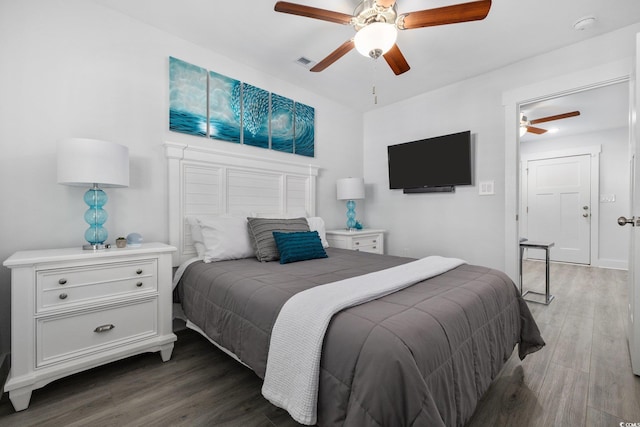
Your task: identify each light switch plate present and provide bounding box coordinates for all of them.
[479,180,495,196]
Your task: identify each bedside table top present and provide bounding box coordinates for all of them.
[4,242,176,267]
[325,229,386,236]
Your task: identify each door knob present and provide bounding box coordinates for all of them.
[583,206,589,210]
[582,213,589,218]
[618,216,635,226]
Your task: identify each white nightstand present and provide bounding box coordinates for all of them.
[326,229,385,254]
[2,242,177,411]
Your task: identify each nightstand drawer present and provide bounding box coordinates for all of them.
[353,245,381,254]
[38,259,156,290]
[37,260,157,312]
[326,229,385,255]
[352,235,381,248]
[37,299,158,367]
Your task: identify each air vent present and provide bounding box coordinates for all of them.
[295,56,315,69]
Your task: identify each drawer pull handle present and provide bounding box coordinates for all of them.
[136,282,143,287]
[94,324,115,333]
[355,242,360,245]
[372,240,377,243]
[58,278,67,285]
[59,293,68,300]
[373,246,377,249]
[136,269,143,275]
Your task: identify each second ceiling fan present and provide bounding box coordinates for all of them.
[274,0,492,75]
[520,110,581,136]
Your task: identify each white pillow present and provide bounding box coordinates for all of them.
[186,216,206,258]
[306,217,329,248]
[187,216,254,262]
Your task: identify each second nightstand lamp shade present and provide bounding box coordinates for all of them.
[57,138,129,250]
[336,177,365,230]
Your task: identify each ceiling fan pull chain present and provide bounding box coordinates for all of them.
[372,59,378,105]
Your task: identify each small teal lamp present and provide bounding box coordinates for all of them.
[336,177,365,230]
[57,138,129,250]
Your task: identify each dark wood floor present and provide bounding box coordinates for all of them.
[1,261,639,426]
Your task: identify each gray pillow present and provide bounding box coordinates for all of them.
[246,217,310,262]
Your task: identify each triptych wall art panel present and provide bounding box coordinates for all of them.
[169,57,315,157]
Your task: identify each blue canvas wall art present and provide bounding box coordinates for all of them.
[169,57,314,157]
[270,93,294,154]
[169,57,208,137]
[242,84,270,149]
[209,71,241,143]
[294,102,315,157]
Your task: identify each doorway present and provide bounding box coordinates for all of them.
[516,82,630,269]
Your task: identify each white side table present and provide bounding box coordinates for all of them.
[326,229,385,254]
[3,242,177,411]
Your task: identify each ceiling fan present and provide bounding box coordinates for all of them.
[520,110,581,136]
[274,0,492,75]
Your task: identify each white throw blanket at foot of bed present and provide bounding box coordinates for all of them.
[261,255,466,425]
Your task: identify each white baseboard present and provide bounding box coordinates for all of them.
[597,258,628,270]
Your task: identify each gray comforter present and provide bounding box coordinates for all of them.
[178,248,544,426]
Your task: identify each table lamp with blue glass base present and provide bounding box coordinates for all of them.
[57,138,129,250]
[336,177,365,231]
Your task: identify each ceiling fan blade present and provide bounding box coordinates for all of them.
[310,40,355,72]
[526,126,547,135]
[399,0,491,30]
[274,2,352,25]
[529,110,581,125]
[383,44,410,75]
[376,0,396,7]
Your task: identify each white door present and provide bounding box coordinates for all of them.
[526,155,591,264]
[625,33,640,376]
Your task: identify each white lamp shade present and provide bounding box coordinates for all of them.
[354,22,398,57]
[337,177,365,200]
[57,138,130,187]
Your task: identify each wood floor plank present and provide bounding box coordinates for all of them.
[588,345,640,422]
[552,314,594,373]
[466,364,544,427]
[535,363,589,427]
[585,406,627,427]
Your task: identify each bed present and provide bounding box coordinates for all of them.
[165,142,545,427]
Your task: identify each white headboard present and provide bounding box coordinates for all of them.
[165,142,319,266]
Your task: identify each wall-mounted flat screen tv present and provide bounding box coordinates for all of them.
[388,130,472,190]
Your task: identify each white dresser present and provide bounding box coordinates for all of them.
[325,229,385,254]
[3,242,177,411]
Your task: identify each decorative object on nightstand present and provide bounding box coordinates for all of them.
[57,138,129,250]
[326,229,385,254]
[2,242,177,411]
[336,177,365,230]
[126,232,143,247]
[115,237,127,248]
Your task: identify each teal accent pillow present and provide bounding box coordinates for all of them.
[272,231,328,264]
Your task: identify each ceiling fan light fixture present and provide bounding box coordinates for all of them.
[519,125,527,137]
[519,113,528,137]
[354,22,397,59]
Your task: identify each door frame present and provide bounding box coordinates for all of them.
[520,147,601,265]
[502,59,632,281]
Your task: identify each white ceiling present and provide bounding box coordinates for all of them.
[520,82,630,143]
[94,0,640,114]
